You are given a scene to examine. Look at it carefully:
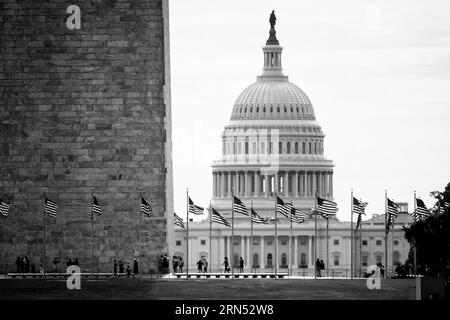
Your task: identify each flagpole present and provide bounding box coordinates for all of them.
[413,191,417,276]
[391,206,395,277]
[359,201,362,278]
[314,189,317,279]
[186,189,189,277]
[250,200,253,273]
[384,190,388,278]
[350,189,353,279]
[274,188,278,278]
[231,188,234,277]
[138,187,142,274]
[42,187,46,278]
[289,200,293,277]
[209,201,212,274]
[326,216,329,277]
[91,187,94,275]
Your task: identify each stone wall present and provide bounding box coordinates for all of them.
[0,0,173,273]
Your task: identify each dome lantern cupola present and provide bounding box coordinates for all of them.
[262,10,284,78]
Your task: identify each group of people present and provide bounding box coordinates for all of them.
[171,255,184,273]
[113,258,139,278]
[220,257,245,273]
[197,258,208,273]
[15,256,32,273]
[315,258,325,277]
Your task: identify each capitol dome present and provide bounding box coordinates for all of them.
[231,80,315,121]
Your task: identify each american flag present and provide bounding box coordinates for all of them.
[438,200,449,214]
[317,196,338,219]
[251,208,269,224]
[276,196,291,217]
[411,198,430,222]
[353,197,367,229]
[174,212,185,229]
[92,195,101,216]
[233,195,248,216]
[386,198,399,233]
[44,196,60,218]
[141,197,151,217]
[0,199,11,217]
[211,207,231,227]
[188,197,204,215]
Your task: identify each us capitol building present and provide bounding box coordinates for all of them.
[174,15,413,275]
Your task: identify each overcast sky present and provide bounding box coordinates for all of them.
[169,0,450,223]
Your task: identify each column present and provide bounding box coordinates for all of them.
[260,236,264,268]
[312,172,316,194]
[255,172,260,197]
[227,172,231,197]
[227,236,231,260]
[275,172,279,192]
[329,172,333,197]
[294,171,299,197]
[219,236,225,270]
[325,172,329,197]
[330,172,333,197]
[213,172,217,198]
[246,236,250,268]
[284,171,289,196]
[308,236,312,268]
[220,172,225,198]
[294,236,298,268]
[264,174,269,197]
[241,236,245,261]
[303,171,307,197]
[245,171,249,197]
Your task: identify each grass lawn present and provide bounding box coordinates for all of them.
[0,278,415,300]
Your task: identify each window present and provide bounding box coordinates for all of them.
[279,141,282,154]
[200,240,206,245]
[286,142,290,154]
[277,107,280,113]
[253,253,259,267]
[281,240,287,246]
[376,240,382,246]
[284,107,287,113]
[362,240,368,246]
[309,142,312,154]
[250,107,253,113]
[176,240,181,246]
[270,107,273,113]
[333,239,339,245]
[300,238,307,245]
[267,253,273,267]
[393,251,400,265]
[295,142,299,154]
[333,254,340,266]
[314,142,317,154]
[362,254,368,267]
[281,253,287,266]
[256,107,259,113]
[302,142,306,154]
[393,240,399,246]
[245,142,248,155]
[267,240,273,246]
[300,253,306,266]
[253,238,259,245]
[263,107,266,113]
[234,240,239,245]
[376,254,382,265]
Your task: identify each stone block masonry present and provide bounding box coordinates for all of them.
[0,0,174,273]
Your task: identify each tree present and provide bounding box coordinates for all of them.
[403,182,450,279]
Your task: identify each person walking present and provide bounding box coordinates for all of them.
[196,259,203,273]
[222,257,230,273]
[66,258,73,268]
[239,257,244,273]
[163,255,169,274]
[15,257,21,273]
[126,264,131,278]
[320,259,325,277]
[172,256,179,273]
[315,258,321,277]
[202,258,208,273]
[118,260,124,274]
[113,259,118,278]
[133,258,139,278]
[179,257,184,273]
[53,257,60,272]
[73,258,79,266]
[39,264,45,278]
